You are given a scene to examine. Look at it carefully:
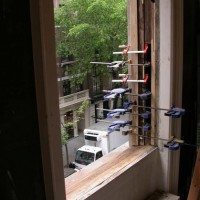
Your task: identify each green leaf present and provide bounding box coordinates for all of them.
[54,0,127,85]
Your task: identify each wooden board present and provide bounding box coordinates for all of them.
[127,0,139,146]
[187,148,200,200]
[65,144,156,200]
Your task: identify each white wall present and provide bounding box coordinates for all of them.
[158,0,178,193]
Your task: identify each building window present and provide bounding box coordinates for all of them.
[64,66,69,76]
[96,151,103,160]
[63,80,71,96]
[75,83,83,92]
[92,68,102,95]
[93,76,101,94]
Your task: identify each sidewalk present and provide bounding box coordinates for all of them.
[63,131,85,178]
[64,166,75,178]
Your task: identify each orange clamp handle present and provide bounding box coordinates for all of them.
[122,45,131,56]
[144,74,149,83]
[144,43,149,54]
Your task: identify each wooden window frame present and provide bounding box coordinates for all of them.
[30,0,66,199]
[29,0,183,199]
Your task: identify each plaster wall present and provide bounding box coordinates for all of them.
[158,0,172,192]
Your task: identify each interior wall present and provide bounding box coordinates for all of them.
[169,0,183,194]
[157,0,172,192]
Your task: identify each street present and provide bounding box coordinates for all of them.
[63,131,85,177]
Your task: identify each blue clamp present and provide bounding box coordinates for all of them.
[143,123,151,132]
[138,90,151,100]
[134,123,151,132]
[164,137,184,150]
[141,111,151,119]
[123,101,137,109]
[164,141,180,150]
[103,88,131,101]
[164,107,185,118]
[107,109,132,118]
[107,120,132,132]
[132,111,151,119]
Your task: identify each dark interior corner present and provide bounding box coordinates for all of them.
[178,0,200,199]
[0,1,45,199]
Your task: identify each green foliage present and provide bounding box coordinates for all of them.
[121,66,128,74]
[75,99,89,122]
[54,0,127,85]
[61,100,89,144]
[61,127,68,144]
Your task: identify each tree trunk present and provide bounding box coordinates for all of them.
[65,143,69,166]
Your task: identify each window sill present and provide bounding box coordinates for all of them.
[65,142,157,200]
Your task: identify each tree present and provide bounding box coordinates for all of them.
[61,99,89,144]
[54,0,127,85]
[61,100,89,166]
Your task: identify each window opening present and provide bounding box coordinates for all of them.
[75,83,83,92]
[75,150,95,166]
[63,80,71,96]
[96,151,103,160]
[92,68,102,95]
[53,0,139,179]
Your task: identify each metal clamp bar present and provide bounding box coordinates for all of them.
[113,43,149,56]
[125,62,150,67]
[112,79,146,83]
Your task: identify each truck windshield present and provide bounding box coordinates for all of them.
[75,150,95,165]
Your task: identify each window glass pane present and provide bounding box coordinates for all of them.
[96,151,103,160]
[75,150,95,165]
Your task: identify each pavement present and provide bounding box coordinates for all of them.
[64,166,76,178]
[63,131,85,178]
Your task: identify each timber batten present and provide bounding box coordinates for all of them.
[65,144,156,200]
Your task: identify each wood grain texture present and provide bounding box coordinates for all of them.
[65,144,156,199]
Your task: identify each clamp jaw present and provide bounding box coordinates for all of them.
[107,109,132,118]
[164,107,186,118]
[107,120,132,132]
[164,136,184,150]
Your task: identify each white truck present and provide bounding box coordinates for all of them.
[69,119,129,171]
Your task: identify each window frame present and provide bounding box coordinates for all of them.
[29,0,183,199]
[30,0,66,199]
